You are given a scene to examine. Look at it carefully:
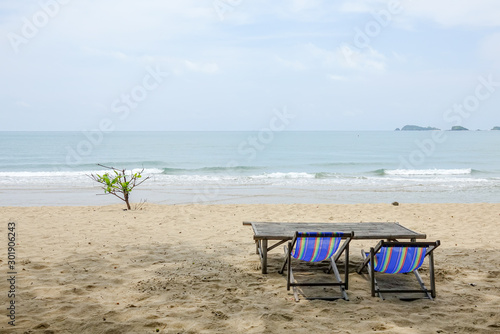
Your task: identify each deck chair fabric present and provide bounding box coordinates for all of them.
[357,240,440,300]
[372,246,426,274]
[278,231,354,302]
[291,232,343,262]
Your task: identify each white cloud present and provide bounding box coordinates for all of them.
[328,74,348,81]
[339,1,373,13]
[82,48,130,61]
[479,32,500,67]
[274,43,387,74]
[302,43,338,68]
[238,0,337,23]
[290,0,324,12]
[334,43,387,72]
[129,55,220,76]
[405,0,500,28]
[45,1,215,49]
[339,0,500,28]
[392,51,407,64]
[275,56,307,71]
[184,60,219,74]
[342,46,386,71]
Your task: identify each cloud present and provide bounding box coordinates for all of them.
[339,0,500,28]
[184,60,219,74]
[302,43,338,68]
[404,0,500,28]
[273,42,387,75]
[233,0,338,23]
[341,46,386,71]
[274,56,307,71]
[328,74,348,81]
[303,43,387,72]
[338,1,373,13]
[143,55,223,76]
[290,0,324,12]
[479,32,500,67]
[40,1,214,49]
[82,48,130,61]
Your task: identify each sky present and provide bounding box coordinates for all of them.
[1,0,500,131]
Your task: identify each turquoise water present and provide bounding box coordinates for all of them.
[1,131,499,205]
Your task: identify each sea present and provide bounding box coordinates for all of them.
[1,131,499,206]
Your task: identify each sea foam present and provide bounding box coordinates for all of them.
[383,168,472,176]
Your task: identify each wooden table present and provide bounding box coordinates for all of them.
[243,222,427,274]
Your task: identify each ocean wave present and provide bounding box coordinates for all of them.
[313,172,365,179]
[372,169,386,176]
[383,168,473,176]
[1,168,481,180]
[314,172,337,179]
[248,172,315,180]
[158,174,237,182]
[150,174,493,186]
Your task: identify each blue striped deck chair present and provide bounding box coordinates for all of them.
[278,231,354,301]
[357,240,440,300]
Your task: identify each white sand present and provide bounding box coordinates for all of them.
[1,203,499,333]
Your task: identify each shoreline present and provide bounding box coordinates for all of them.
[1,203,499,333]
[1,201,500,207]
[2,184,500,206]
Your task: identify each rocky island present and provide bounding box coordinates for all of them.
[451,126,468,131]
[395,125,499,131]
[397,125,440,131]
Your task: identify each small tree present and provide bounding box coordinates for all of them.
[89,164,150,210]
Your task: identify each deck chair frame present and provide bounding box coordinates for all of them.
[357,240,440,300]
[278,231,354,302]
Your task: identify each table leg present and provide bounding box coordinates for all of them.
[262,239,268,274]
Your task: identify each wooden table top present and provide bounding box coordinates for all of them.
[243,221,426,240]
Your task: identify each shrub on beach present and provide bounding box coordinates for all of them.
[89,164,149,210]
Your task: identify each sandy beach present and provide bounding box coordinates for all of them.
[1,203,499,333]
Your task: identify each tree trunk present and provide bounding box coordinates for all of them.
[124,192,131,210]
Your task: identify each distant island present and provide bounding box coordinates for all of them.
[396,125,440,131]
[396,124,500,131]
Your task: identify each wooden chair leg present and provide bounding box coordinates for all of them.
[289,268,300,302]
[278,244,289,274]
[286,244,291,291]
[344,242,349,290]
[330,259,349,301]
[413,269,432,300]
[357,249,368,274]
[370,248,376,297]
[430,251,436,299]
